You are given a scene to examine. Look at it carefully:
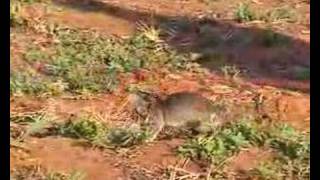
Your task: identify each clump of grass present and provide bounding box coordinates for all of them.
[260,29,291,47]
[105,127,150,148]
[178,120,268,165]
[10,0,49,27]
[10,112,54,151]
[58,117,107,141]
[10,70,67,96]
[11,164,86,180]
[268,124,309,160]
[57,116,149,148]
[178,120,309,179]
[234,3,256,23]
[47,170,87,180]
[221,65,242,80]
[10,111,53,140]
[261,7,297,23]
[10,0,27,27]
[249,124,309,179]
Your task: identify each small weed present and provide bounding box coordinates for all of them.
[57,116,149,148]
[105,127,150,148]
[10,0,49,27]
[58,117,107,141]
[136,22,163,44]
[178,120,267,165]
[10,1,27,27]
[10,70,66,96]
[10,111,53,140]
[268,124,309,160]
[221,65,241,80]
[250,139,309,179]
[260,29,290,47]
[47,170,87,180]
[234,3,256,23]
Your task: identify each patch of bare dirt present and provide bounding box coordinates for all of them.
[49,9,136,37]
[226,147,273,174]
[28,137,128,180]
[129,139,203,173]
[259,93,310,131]
[11,97,48,114]
[24,137,202,179]
[10,148,35,171]
[10,94,129,122]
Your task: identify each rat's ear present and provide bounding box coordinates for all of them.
[135,90,160,102]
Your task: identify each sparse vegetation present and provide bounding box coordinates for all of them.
[221,65,242,80]
[261,7,297,23]
[11,165,86,180]
[178,121,310,179]
[177,120,267,164]
[10,0,26,27]
[58,117,107,141]
[249,124,310,179]
[10,111,53,141]
[57,116,149,148]
[105,127,150,148]
[234,3,256,23]
[10,19,192,96]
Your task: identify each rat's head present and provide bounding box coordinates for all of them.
[129,90,161,118]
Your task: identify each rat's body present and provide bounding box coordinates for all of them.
[130,91,231,141]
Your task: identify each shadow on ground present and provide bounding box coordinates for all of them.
[52,0,310,93]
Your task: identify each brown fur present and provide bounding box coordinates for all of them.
[129,91,232,141]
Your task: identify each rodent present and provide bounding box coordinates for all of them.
[129,91,232,141]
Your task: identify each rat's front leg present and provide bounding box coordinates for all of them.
[145,111,165,142]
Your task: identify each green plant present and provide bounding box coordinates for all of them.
[178,120,309,179]
[234,3,256,23]
[15,21,193,95]
[105,127,150,148]
[10,111,53,140]
[57,116,149,148]
[250,141,309,180]
[58,117,107,141]
[178,120,267,164]
[10,70,66,96]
